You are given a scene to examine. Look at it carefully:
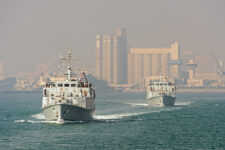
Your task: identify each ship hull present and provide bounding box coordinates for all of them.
[42,104,94,121]
[147,95,175,107]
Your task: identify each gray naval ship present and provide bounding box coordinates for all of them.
[146,74,176,107]
[42,51,95,122]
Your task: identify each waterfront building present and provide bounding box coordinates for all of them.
[95,28,127,84]
[127,42,181,86]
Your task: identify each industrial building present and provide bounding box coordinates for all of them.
[180,51,221,87]
[127,42,181,86]
[95,28,127,84]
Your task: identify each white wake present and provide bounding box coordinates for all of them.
[94,112,147,120]
[175,101,192,106]
[126,103,148,107]
[31,113,45,120]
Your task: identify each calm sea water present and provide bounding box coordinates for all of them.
[0,92,225,150]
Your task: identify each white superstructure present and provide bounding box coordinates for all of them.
[146,74,176,107]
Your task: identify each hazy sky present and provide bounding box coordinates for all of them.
[0,0,225,76]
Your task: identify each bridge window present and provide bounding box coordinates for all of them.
[64,84,69,87]
[58,84,63,87]
[80,82,84,87]
[71,84,76,87]
[78,82,84,87]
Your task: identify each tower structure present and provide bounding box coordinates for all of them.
[186,59,203,87]
[95,28,127,84]
[95,35,102,79]
[187,59,198,80]
[0,61,5,80]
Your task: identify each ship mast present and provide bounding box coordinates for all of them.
[160,73,163,82]
[60,49,78,80]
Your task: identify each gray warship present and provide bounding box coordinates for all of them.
[42,50,95,122]
[146,74,176,107]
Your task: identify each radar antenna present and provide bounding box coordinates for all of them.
[59,49,79,80]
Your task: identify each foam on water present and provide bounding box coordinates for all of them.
[31,113,45,120]
[127,101,192,107]
[93,106,182,121]
[94,112,148,120]
[14,119,83,124]
[14,107,183,124]
[14,120,42,123]
[14,100,188,124]
[14,120,26,123]
[175,101,192,106]
[126,103,148,107]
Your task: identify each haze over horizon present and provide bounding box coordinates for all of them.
[0,0,225,76]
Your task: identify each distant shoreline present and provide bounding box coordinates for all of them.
[0,90,42,94]
[177,88,225,93]
[1,88,225,94]
[123,88,225,93]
